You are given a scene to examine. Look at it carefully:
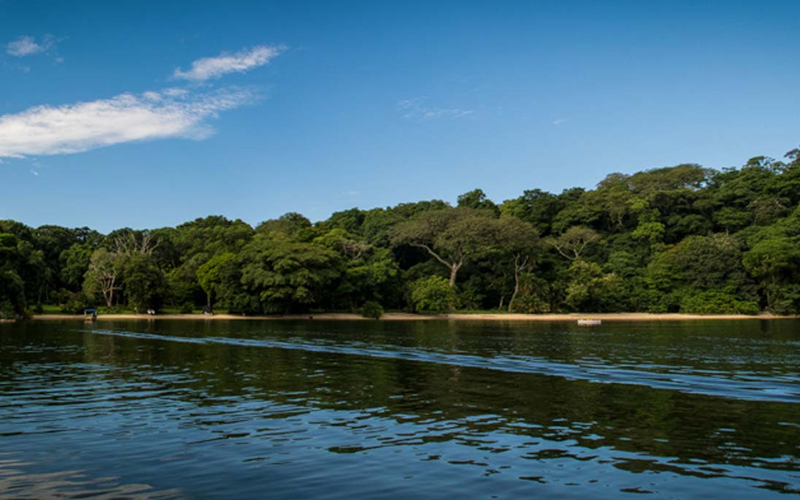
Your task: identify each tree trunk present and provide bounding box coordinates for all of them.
[103,275,115,308]
[498,295,505,311]
[411,243,462,288]
[508,255,528,313]
[508,268,520,312]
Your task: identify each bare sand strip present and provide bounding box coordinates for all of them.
[27,312,796,322]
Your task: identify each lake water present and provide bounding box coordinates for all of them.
[1,319,800,499]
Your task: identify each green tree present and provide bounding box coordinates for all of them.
[743,236,800,313]
[494,217,540,312]
[314,229,399,310]
[59,243,94,290]
[170,216,254,306]
[119,253,168,312]
[391,208,499,287]
[197,252,237,309]
[500,189,562,235]
[457,189,499,213]
[550,226,601,261]
[240,236,340,314]
[563,260,623,312]
[0,233,27,318]
[83,248,120,308]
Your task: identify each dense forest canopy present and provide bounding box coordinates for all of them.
[3,147,800,318]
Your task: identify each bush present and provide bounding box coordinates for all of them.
[510,294,550,314]
[679,290,759,315]
[225,293,261,316]
[360,301,384,319]
[179,302,194,314]
[455,284,484,310]
[60,292,92,314]
[410,276,455,314]
[0,300,15,320]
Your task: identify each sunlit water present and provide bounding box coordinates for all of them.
[1,319,799,499]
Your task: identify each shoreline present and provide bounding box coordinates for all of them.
[22,312,798,322]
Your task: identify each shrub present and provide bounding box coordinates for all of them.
[410,276,455,314]
[360,301,384,319]
[679,290,759,315]
[455,285,484,310]
[0,300,15,320]
[179,302,194,314]
[510,294,550,314]
[225,293,261,316]
[60,292,92,314]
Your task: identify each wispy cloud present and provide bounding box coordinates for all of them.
[173,45,285,82]
[398,98,474,120]
[552,118,566,125]
[0,87,259,159]
[6,35,58,57]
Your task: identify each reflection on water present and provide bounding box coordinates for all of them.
[0,454,184,499]
[1,319,799,499]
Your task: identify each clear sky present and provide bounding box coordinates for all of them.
[1,0,799,232]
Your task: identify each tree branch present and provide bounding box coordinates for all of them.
[411,243,454,269]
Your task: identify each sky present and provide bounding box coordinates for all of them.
[1,0,799,232]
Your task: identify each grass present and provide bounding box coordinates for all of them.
[38,304,63,315]
[450,309,513,314]
[35,303,520,316]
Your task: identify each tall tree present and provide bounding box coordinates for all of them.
[391,208,498,287]
[197,252,237,309]
[84,248,120,308]
[239,235,340,314]
[494,217,540,312]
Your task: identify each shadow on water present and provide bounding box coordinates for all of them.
[1,319,800,499]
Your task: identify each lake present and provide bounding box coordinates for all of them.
[1,319,799,499]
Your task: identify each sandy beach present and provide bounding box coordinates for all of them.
[25,312,797,322]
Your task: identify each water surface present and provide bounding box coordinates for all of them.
[1,319,799,499]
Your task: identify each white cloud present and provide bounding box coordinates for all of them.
[0,87,259,159]
[397,98,422,110]
[552,118,566,125]
[6,35,57,57]
[398,98,474,120]
[173,45,285,82]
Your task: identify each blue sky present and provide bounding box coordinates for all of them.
[1,0,799,232]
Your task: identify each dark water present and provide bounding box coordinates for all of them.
[1,320,800,499]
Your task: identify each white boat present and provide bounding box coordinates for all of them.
[577,319,601,326]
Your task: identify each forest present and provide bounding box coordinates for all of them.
[2,147,800,319]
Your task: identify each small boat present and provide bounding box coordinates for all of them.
[577,319,601,326]
[84,308,98,323]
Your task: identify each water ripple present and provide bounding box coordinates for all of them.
[85,328,800,403]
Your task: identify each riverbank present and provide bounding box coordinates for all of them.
[25,312,797,322]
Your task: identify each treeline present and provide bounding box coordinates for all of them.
[2,146,800,319]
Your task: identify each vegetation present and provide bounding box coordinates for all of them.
[2,147,800,319]
[360,301,384,320]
